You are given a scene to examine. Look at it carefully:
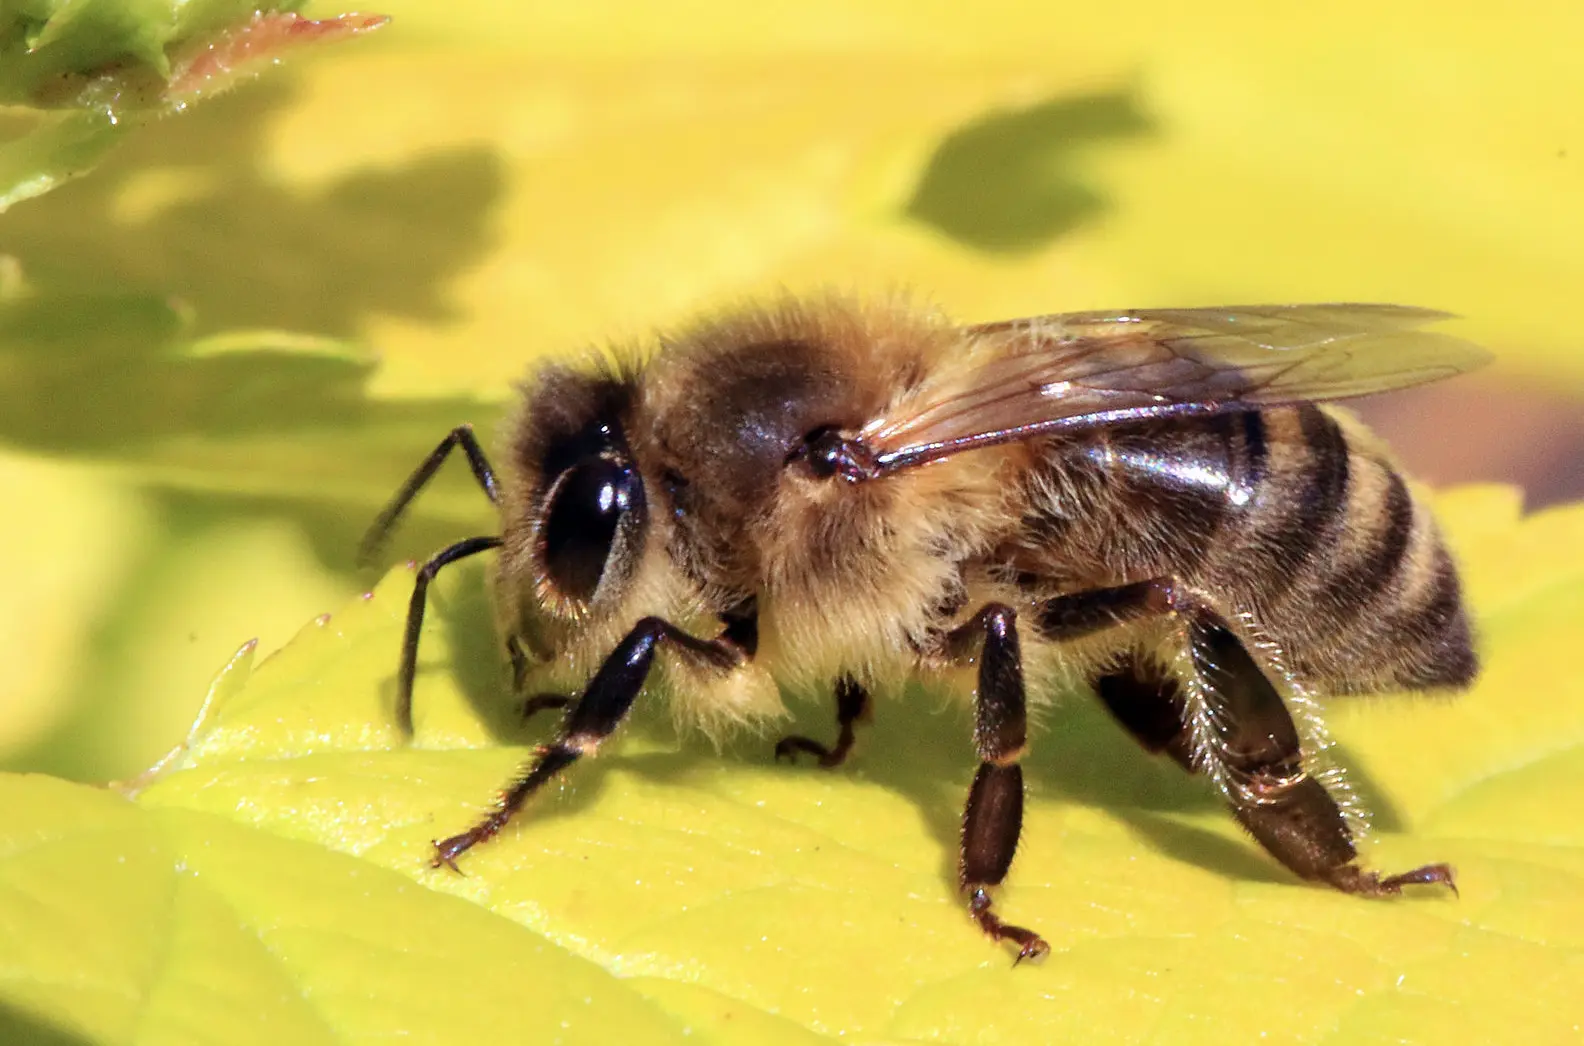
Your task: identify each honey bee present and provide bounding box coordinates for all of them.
[362,297,1487,962]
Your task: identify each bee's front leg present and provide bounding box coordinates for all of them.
[948,603,1050,965]
[431,616,745,870]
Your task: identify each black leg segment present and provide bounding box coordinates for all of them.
[1093,653,1194,771]
[360,425,501,566]
[775,675,870,768]
[1058,579,1457,899]
[952,604,1028,765]
[395,535,503,735]
[948,603,1048,963]
[431,616,745,870]
[1186,613,1454,897]
[1036,578,1174,641]
[520,693,573,721]
[961,764,1023,885]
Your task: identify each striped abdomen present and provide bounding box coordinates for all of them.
[1016,405,1475,694]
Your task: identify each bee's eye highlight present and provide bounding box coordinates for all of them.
[541,459,642,602]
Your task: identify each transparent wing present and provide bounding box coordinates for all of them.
[862,303,1490,473]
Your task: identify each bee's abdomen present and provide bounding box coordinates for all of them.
[1018,405,1475,694]
[1236,407,1475,692]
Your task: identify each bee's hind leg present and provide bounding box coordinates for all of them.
[1085,607,1456,898]
[949,603,1049,964]
[1187,619,1455,896]
[774,675,869,768]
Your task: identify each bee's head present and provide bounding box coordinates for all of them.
[503,366,649,635]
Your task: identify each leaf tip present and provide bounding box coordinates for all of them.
[167,11,393,108]
[115,637,259,794]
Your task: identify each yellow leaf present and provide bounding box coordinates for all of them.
[257,0,1584,391]
[2,490,1577,1043]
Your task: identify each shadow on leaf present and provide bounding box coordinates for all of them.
[3,81,504,336]
[0,79,516,545]
[424,564,1418,897]
[0,287,509,560]
[421,568,1340,894]
[0,1003,95,1046]
[905,85,1154,253]
[0,79,516,780]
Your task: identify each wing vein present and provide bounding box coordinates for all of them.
[860,304,1488,475]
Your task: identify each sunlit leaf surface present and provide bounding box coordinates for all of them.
[3,0,1581,782]
[0,489,1580,1043]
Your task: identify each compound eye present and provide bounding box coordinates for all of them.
[541,459,641,602]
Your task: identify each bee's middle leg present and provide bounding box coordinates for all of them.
[774,675,869,768]
[949,603,1049,964]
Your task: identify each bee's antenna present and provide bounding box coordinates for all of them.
[359,424,501,567]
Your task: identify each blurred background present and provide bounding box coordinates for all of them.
[1,1,1579,783]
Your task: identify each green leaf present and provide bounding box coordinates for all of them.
[0,776,695,1044]
[0,289,493,513]
[0,288,495,782]
[0,109,126,211]
[207,0,1584,391]
[2,488,1580,1043]
[0,3,387,209]
[0,3,388,109]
